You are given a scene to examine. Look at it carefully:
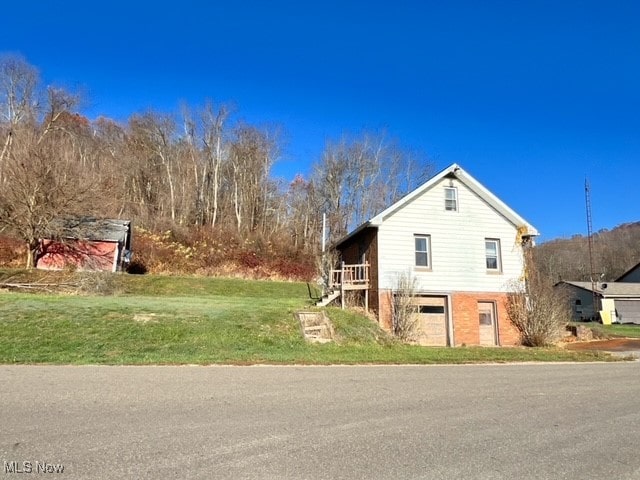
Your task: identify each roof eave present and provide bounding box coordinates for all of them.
[333,221,377,249]
[454,168,538,235]
[336,162,539,246]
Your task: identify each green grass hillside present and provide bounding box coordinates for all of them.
[0,271,615,364]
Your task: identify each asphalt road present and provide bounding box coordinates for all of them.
[1,363,639,479]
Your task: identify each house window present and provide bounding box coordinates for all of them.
[419,305,445,314]
[485,239,501,271]
[444,187,458,211]
[575,299,583,314]
[415,235,431,268]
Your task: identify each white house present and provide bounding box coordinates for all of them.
[332,163,538,346]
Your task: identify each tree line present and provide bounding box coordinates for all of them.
[533,222,640,283]
[0,55,433,269]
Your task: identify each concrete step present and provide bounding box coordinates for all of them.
[295,311,335,343]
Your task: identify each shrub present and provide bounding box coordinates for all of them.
[272,256,316,281]
[0,235,26,267]
[128,226,316,281]
[237,250,263,269]
[506,249,571,346]
[76,272,120,295]
[391,270,418,340]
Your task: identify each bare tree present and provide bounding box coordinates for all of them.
[0,56,446,277]
[92,117,129,216]
[313,132,433,245]
[0,59,109,268]
[287,174,321,252]
[313,141,348,241]
[0,112,98,268]
[535,223,640,283]
[0,55,39,125]
[0,55,40,184]
[201,103,229,228]
[128,112,180,222]
[506,248,571,346]
[226,125,278,235]
[391,270,419,340]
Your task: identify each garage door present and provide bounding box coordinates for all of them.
[615,300,640,324]
[412,296,448,346]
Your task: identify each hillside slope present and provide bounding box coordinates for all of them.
[534,222,640,282]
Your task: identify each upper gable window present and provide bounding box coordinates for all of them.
[485,239,502,272]
[444,187,458,211]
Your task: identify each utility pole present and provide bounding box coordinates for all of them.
[585,178,599,319]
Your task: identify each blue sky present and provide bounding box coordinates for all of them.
[2,1,639,241]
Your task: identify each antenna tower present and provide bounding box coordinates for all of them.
[585,179,598,318]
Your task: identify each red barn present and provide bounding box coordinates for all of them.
[36,218,132,273]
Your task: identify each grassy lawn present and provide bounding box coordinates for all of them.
[581,322,640,339]
[0,272,616,364]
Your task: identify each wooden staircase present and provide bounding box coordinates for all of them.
[315,262,370,309]
[315,290,341,307]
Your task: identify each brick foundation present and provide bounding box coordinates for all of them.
[451,292,520,346]
[378,290,393,331]
[376,290,521,346]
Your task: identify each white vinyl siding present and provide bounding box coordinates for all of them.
[377,177,525,292]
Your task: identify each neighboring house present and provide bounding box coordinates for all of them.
[558,279,640,325]
[616,262,640,283]
[36,218,132,273]
[328,163,538,347]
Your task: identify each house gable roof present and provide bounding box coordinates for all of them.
[335,163,538,247]
[616,262,640,282]
[558,280,640,298]
[50,217,132,244]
